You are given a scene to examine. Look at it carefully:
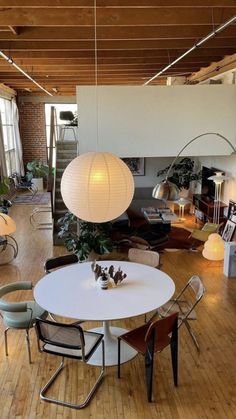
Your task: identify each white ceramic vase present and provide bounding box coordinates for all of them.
[32,178,43,191]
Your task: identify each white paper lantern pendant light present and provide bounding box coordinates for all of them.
[61,0,134,223]
[61,152,134,223]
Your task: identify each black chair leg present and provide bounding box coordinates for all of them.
[118,337,121,378]
[145,338,154,402]
[170,325,178,386]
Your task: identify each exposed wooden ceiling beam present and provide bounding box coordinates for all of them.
[187,52,236,82]
[1,38,236,51]
[1,25,236,41]
[1,1,236,7]
[8,48,235,59]
[0,8,235,26]
[0,2,234,95]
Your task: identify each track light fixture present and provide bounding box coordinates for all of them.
[144,15,236,86]
[0,51,53,96]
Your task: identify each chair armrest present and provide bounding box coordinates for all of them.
[0,300,28,312]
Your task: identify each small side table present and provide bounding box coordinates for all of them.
[174,198,191,221]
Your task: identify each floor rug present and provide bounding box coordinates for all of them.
[12,192,51,205]
[153,226,203,251]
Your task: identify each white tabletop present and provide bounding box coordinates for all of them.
[34,261,175,322]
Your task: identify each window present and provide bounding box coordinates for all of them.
[0,98,16,175]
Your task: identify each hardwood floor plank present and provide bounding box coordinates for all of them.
[0,204,236,418]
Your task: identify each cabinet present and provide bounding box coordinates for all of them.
[192,194,227,223]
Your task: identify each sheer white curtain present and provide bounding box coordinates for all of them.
[0,111,7,178]
[11,99,24,176]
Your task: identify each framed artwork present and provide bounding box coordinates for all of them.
[227,200,236,220]
[122,157,145,176]
[231,214,236,223]
[222,219,236,242]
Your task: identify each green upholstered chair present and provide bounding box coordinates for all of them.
[190,222,220,242]
[0,281,48,363]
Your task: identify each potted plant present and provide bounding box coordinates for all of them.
[57,211,113,261]
[156,157,201,197]
[26,159,49,191]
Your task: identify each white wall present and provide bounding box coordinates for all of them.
[77,85,236,157]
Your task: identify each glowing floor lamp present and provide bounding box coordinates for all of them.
[202,171,229,261]
[208,171,229,224]
[202,233,225,261]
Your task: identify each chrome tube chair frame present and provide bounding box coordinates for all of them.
[30,207,52,230]
[157,275,205,351]
[0,234,18,264]
[11,173,38,197]
[35,318,105,409]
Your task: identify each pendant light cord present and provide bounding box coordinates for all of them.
[94,0,99,151]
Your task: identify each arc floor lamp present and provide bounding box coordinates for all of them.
[152,132,236,261]
[152,132,236,203]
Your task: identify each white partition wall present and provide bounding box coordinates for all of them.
[77,85,236,157]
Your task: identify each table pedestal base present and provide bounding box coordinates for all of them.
[88,322,137,367]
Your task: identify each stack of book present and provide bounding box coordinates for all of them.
[159,208,178,223]
[142,207,163,224]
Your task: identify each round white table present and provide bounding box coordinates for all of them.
[34,261,175,366]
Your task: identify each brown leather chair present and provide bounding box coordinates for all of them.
[118,312,178,402]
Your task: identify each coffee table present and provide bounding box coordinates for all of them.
[34,261,175,366]
[143,207,178,225]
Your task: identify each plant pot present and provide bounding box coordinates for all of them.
[32,178,43,192]
[179,188,189,199]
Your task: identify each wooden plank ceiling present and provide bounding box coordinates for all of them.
[0,1,235,96]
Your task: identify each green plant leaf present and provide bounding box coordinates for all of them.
[58,211,113,261]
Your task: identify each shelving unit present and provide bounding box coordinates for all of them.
[192,194,227,223]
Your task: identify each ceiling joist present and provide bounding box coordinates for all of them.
[0,2,234,95]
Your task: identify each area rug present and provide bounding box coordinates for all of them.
[112,225,203,252]
[12,192,51,205]
[152,226,203,251]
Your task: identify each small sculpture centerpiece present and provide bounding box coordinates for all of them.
[91,262,127,290]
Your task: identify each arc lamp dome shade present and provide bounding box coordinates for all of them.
[0,213,16,235]
[152,180,180,201]
[61,152,135,223]
[202,233,224,261]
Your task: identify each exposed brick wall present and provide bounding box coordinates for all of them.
[18,101,47,165]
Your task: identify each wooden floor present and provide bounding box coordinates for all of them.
[0,204,236,419]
